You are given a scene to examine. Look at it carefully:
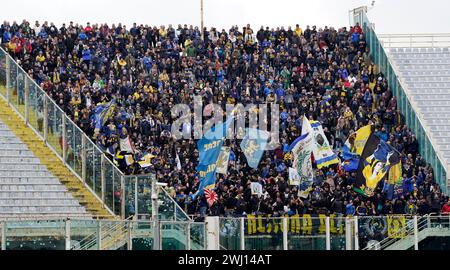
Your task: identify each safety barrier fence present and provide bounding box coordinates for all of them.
[218,214,450,250]
[0,218,206,250]
[0,47,190,221]
[0,215,448,250]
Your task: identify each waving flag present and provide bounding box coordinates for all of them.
[216,146,231,174]
[240,128,270,168]
[195,116,234,197]
[120,135,135,153]
[302,117,339,169]
[355,133,400,197]
[289,133,314,188]
[204,188,218,207]
[250,182,263,197]
[138,153,156,168]
[94,99,116,134]
[341,125,373,172]
[343,125,373,157]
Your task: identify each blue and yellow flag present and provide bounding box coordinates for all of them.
[94,99,116,133]
[355,133,400,197]
[240,128,270,169]
[302,118,339,169]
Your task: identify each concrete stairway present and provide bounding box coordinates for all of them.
[0,97,113,219]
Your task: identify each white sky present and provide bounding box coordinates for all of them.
[2,0,450,34]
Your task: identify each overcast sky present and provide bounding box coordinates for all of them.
[2,0,450,34]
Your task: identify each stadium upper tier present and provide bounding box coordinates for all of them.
[0,20,448,219]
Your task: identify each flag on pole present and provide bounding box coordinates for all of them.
[343,125,373,157]
[216,146,231,175]
[388,162,403,185]
[204,188,218,207]
[301,117,339,169]
[94,99,116,134]
[240,128,270,169]
[176,152,182,170]
[120,136,135,153]
[355,133,400,197]
[289,133,314,185]
[138,153,155,168]
[289,167,301,186]
[250,182,263,197]
[195,116,234,198]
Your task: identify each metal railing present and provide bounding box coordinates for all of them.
[0,47,190,221]
[0,218,206,250]
[378,34,450,48]
[352,8,450,195]
[218,215,450,250]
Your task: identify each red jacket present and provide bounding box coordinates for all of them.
[442,204,450,214]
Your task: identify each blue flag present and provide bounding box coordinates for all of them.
[194,117,234,197]
[94,99,116,133]
[341,158,359,172]
[240,128,270,169]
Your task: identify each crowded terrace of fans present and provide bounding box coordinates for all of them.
[1,20,449,219]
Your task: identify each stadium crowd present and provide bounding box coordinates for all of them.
[1,20,449,219]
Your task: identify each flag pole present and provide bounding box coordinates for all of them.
[200,0,204,35]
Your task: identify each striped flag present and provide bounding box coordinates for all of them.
[204,188,217,207]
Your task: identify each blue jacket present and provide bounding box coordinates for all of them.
[82,49,91,61]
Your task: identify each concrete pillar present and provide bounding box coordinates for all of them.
[240,217,245,250]
[205,216,220,250]
[65,219,71,250]
[413,216,419,250]
[1,222,6,250]
[325,217,331,250]
[282,217,288,250]
[186,222,191,250]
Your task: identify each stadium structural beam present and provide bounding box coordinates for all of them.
[345,217,353,250]
[200,0,204,34]
[282,217,288,250]
[325,217,331,250]
[1,222,5,250]
[186,222,191,250]
[24,77,29,124]
[127,220,133,250]
[413,216,419,250]
[354,217,359,250]
[240,217,245,250]
[97,221,102,250]
[65,219,71,250]
[5,56,10,103]
[152,179,161,250]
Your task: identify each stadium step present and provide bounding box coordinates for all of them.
[0,97,114,219]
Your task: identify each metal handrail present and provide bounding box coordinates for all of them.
[377,218,422,250]
[75,216,133,250]
[378,33,450,48]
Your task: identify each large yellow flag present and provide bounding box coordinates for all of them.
[354,125,372,155]
[388,162,402,185]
